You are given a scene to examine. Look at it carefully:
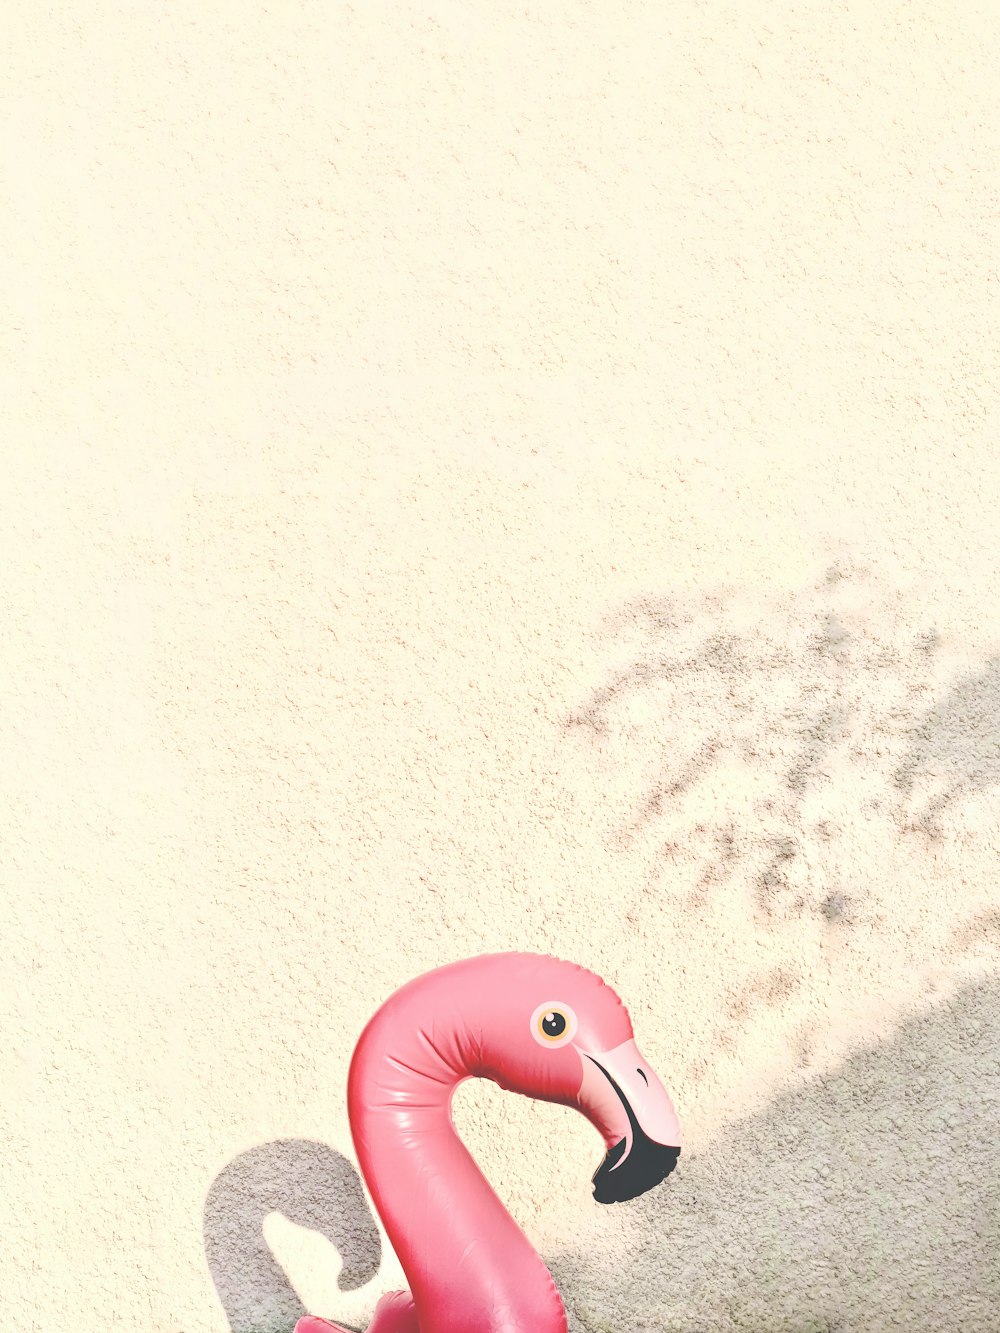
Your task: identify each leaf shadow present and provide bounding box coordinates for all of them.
[895,656,1000,834]
[565,577,1000,928]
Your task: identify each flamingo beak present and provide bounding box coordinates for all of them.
[575,1038,681,1204]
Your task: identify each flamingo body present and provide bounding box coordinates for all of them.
[295,953,681,1333]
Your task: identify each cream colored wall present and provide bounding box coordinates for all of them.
[4,3,1000,1331]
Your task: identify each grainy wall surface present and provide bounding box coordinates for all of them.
[3,4,1000,1331]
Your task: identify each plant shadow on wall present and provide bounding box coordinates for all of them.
[894,655,1000,834]
[552,566,1000,1330]
[551,974,1000,1333]
[204,1139,379,1333]
[565,565,1000,926]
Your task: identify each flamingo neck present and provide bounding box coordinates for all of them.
[348,1011,568,1333]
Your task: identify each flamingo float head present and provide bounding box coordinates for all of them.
[471,953,681,1204]
[352,952,681,1206]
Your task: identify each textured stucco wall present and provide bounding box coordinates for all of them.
[4,3,1000,1331]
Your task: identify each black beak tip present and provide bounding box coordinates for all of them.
[591,1139,680,1205]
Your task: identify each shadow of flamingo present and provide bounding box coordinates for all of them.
[204,1139,381,1333]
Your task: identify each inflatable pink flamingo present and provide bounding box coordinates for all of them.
[296,952,681,1333]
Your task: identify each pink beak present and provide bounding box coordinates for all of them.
[575,1038,681,1204]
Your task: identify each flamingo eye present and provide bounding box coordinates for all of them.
[542,1012,566,1038]
[530,1002,578,1048]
